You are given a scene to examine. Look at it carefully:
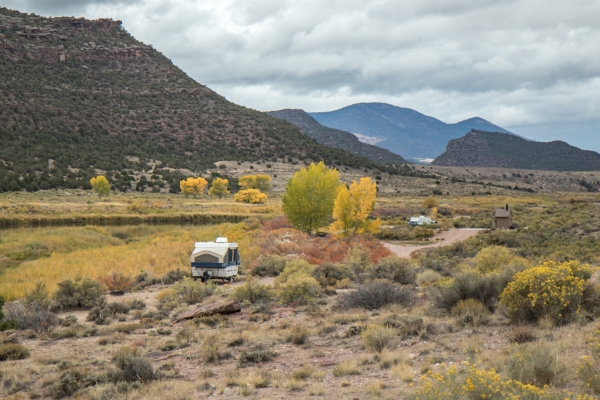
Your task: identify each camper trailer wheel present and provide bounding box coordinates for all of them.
[227,276,234,283]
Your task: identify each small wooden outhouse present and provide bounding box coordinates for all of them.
[494,204,513,229]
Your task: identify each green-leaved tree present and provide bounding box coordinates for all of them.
[282,162,340,234]
[209,178,229,199]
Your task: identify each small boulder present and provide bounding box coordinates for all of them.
[175,300,241,322]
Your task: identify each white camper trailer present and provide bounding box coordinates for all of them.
[190,237,240,282]
[408,215,437,226]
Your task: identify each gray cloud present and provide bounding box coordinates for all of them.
[3,0,600,150]
[3,0,141,16]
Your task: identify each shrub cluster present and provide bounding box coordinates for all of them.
[577,327,600,393]
[277,274,321,306]
[49,370,86,399]
[375,226,435,241]
[434,269,517,312]
[0,343,29,361]
[274,260,321,306]
[451,299,490,327]
[337,282,414,310]
[3,300,60,333]
[500,261,595,325]
[369,256,415,284]
[506,345,566,387]
[98,272,134,292]
[382,316,424,338]
[238,349,277,367]
[161,268,186,285]
[87,299,146,325]
[312,263,353,288]
[362,325,396,353]
[287,326,310,345]
[0,295,15,331]
[415,363,577,399]
[230,277,275,305]
[53,277,105,310]
[416,269,441,286]
[113,346,155,382]
[157,278,214,311]
[251,255,287,277]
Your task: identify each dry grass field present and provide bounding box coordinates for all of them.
[3,181,600,399]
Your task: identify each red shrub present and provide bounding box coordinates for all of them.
[248,226,391,268]
[262,216,293,231]
[371,207,412,219]
[98,272,133,292]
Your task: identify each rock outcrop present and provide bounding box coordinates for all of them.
[432,130,600,171]
[176,300,241,321]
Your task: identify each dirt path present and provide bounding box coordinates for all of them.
[383,228,483,258]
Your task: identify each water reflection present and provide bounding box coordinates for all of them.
[103,224,199,240]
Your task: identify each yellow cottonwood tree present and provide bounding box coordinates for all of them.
[234,188,268,204]
[282,161,341,234]
[239,174,271,193]
[239,175,256,190]
[208,178,229,199]
[331,177,381,236]
[180,177,208,198]
[90,175,110,197]
[430,206,438,219]
[254,174,271,193]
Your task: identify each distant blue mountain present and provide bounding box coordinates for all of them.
[309,103,513,160]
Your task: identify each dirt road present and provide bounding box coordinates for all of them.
[383,228,483,258]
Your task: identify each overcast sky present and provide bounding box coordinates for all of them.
[5,0,600,150]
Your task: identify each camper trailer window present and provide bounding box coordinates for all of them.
[235,249,240,264]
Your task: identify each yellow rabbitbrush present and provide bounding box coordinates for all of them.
[500,260,596,325]
[415,362,595,400]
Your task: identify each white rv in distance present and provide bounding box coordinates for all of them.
[408,215,438,226]
[190,237,240,283]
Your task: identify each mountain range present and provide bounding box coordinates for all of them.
[0,8,396,193]
[309,103,511,161]
[266,109,406,165]
[432,130,600,171]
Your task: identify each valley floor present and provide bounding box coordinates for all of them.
[3,190,600,399]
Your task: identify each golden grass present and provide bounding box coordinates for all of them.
[0,226,122,262]
[0,223,252,299]
[0,190,279,218]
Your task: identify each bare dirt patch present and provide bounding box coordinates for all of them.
[382,228,483,258]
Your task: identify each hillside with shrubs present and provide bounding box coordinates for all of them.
[0,7,408,194]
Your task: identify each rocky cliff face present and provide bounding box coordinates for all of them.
[0,13,149,63]
[432,130,600,171]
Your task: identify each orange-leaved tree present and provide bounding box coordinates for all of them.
[234,188,268,204]
[180,176,208,198]
[331,177,381,236]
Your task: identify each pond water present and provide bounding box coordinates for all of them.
[101,224,201,240]
[0,223,216,242]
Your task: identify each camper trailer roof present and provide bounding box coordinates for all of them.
[191,246,230,258]
[194,241,237,248]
